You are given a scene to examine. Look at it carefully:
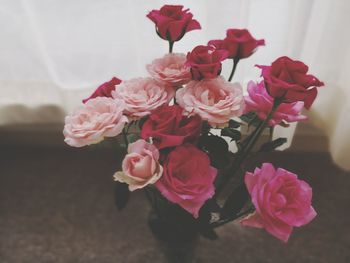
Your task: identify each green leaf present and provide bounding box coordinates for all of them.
[260,137,287,152]
[198,135,229,169]
[198,135,228,154]
[228,119,241,129]
[239,112,256,123]
[114,181,130,210]
[240,112,263,127]
[221,128,241,141]
[221,184,249,219]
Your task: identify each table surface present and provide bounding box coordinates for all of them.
[0,147,349,263]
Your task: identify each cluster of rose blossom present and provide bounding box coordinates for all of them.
[63,4,324,242]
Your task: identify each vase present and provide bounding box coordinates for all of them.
[148,203,199,263]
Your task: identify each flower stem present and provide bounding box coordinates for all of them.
[216,99,281,195]
[228,58,239,82]
[211,205,255,228]
[168,41,174,53]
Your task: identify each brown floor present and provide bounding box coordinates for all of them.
[0,146,349,263]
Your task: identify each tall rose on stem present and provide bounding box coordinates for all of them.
[186,45,228,80]
[257,56,324,109]
[147,5,201,53]
[208,29,265,82]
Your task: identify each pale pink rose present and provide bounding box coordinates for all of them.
[112,78,174,119]
[176,76,244,127]
[146,53,191,87]
[244,81,307,126]
[63,97,128,147]
[241,163,317,242]
[113,139,163,191]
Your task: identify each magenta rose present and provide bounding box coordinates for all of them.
[156,144,217,218]
[82,77,122,103]
[114,139,163,191]
[241,163,317,242]
[257,56,324,109]
[176,76,244,127]
[244,81,307,126]
[147,5,201,42]
[146,53,191,87]
[141,105,202,150]
[186,45,229,80]
[208,29,265,60]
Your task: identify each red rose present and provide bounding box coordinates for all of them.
[141,105,202,149]
[147,5,201,42]
[82,77,121,103]
[208,29,265,60]
[257,56,324,109]
[186,45,228,80]
[156,144,217,218]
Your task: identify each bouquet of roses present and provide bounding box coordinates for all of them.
[63,4,324,245]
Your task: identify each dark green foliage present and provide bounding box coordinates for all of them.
[228,119,241,129]
[260,137,287,152]
[221,128,241,141]
[198,135,229,169]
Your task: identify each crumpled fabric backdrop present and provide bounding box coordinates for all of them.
[0,0,349,170]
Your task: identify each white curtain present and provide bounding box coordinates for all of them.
[1,0,349,169]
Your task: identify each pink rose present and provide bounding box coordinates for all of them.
[82,77,122,103]
[112,78,174,119]
[63,97,128,147]
[113,139,163,191]
[156,144,217,218]
[241,163,317,242]
[176,76,244,127]
[208,29,265,60]
[147,5,201,42]
[244,81,307,126]
[146,53,191,87]
[186,45,229,80]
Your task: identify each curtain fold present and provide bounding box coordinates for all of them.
[1,0,349,169]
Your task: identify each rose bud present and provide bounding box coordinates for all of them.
[82,77,121,103]
[147,5,201,42]
[208,29,265,60]
[141,105,202,150]
[64,97,128,147]
[244,81,307,126]
[186,45,229,80]
[257,56,324,109]
[156,144,217,218]
[241,163,317,242]
[113,139,163,191]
